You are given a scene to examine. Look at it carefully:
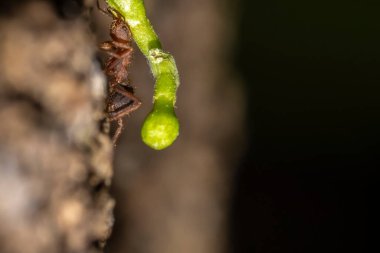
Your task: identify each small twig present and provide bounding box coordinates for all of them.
[106,0,180,150]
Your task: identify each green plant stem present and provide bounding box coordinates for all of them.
[106,0,180,150]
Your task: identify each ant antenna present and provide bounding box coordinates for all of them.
[96,0,113,18]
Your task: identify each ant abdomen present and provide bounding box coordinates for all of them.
[107,84,141,121]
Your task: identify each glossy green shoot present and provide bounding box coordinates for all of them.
[106,0,180,150]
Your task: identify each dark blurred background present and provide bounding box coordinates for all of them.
[95,0,376,252]
[230,0,376,252]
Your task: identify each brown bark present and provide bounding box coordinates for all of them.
[0,1,114,253]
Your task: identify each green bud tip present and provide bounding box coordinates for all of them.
[141,103,179,150]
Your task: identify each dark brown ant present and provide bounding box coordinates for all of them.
[106,83,141,143]
[97,0,141,143]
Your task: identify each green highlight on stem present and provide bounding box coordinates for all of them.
[106,0,180,150]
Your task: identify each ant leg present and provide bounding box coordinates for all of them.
[108,6,125,21]
[99,41,115,51]
[107,85,141,120]
[110,86,141,118]
[114,85,141,104]
[97,0,113,17]
[110,41,133,50]
[100,43,132,59]
[112,118,124,144]
[103,50,123,59]
[101,44,132,58]
[96,0,127,22]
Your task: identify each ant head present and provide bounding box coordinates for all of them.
[110,18,132,42]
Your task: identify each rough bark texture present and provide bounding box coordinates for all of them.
[0,1,114,253]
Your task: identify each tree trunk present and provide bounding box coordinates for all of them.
[0,1,114,253]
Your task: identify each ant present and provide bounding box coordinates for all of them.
[97,0,141,143]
